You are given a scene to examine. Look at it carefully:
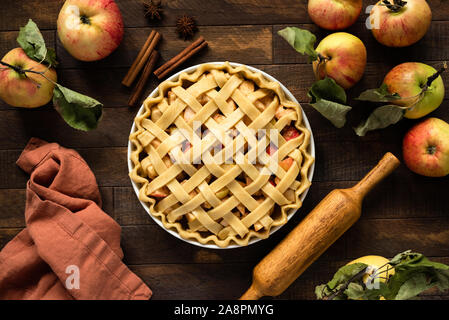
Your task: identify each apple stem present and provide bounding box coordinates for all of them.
[0,59,57,87]
[314,53,330,79]
[0,60,25,75]
[317,53,330,62]
[368,261,394,280]
[425,62,447,89]
[322,268,368,300]
[80,15,91,25]
[427,145,437,155]
[381,0,407,12]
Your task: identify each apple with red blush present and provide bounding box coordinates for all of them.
[308,0,362,30]
[369,0,432,47]
[312,32,367,89]
[403,118,449,177]
[0,48,57,108]
[383,62,445,119]
[57,0,124,61]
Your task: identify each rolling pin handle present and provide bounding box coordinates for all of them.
[239,284,263,300]
[351,152,400,198]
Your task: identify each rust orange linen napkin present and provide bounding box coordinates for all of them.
[0,138,152,300]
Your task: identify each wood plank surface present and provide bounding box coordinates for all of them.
[0,0,448,301]
[56,26,273,69]
[3,1,449,32]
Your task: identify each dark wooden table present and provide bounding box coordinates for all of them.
[1,0,448,300]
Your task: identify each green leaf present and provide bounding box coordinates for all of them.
[395,273,434,300]
[362,282,387,300]
[314,284,327,299]
[311,100,352,128]
[309,77,347,104]
[381,251,449,300]
[277,27,318,62]
[53,84,103,131]
[315,263,368,299]
[389,250,414,266]
[354,105,404,136]
[435,269,449,291]
[327,263,368,289]
[17,19,58,67]
[308,78,351,128]
[344,282,365,300]
[356,83,401,102]
[391,251,449,270]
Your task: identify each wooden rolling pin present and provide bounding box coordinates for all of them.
[240,152,400,300]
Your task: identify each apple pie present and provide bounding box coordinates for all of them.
[129,62,314,247]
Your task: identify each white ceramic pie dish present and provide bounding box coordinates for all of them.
[128,61,315,249]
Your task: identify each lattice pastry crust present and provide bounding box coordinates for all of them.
[129,62,314,247]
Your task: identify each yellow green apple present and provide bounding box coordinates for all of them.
[308,0,362,30]
[313,32,367,89]
[57,0,124,61]
[403,118,449,177]
[0,48,57,108]
[369,0,431,47]
[383,62,444,119]
[347,255,394,285]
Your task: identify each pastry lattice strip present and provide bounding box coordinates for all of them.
[135,70,304,238]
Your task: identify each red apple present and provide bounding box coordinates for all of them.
[369,0,431,47]
[308,0,363,30]
[57,0,124,61]
[313,32,367,89]
[383,62,445,119]
[0,48,57,108]
[403,118,449,177]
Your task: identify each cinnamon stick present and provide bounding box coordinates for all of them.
[154,36,208,80]
[128,50,160,107]
[122,30,161,87]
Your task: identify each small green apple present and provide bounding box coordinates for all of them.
[0,48,57,108]
[403,117,449,177]
[313,32,367,89]
[383,62,445,119]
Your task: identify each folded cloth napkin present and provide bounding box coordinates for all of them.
[0,138,152,300]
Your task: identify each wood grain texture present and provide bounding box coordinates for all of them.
[56,26,273,69]
[347,218,449,258]
[2,1,449,32]
[0,108,135,148]
[0,0,448,301]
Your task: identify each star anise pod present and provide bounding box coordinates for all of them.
[176,15,198,40]
[143,0,163,20]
